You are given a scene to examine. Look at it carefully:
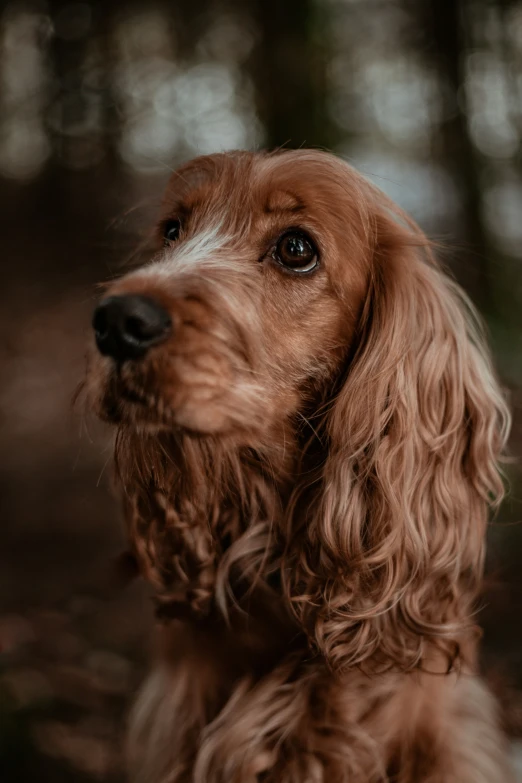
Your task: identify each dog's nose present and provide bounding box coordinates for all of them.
[92,295,171,361]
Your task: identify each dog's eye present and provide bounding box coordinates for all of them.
[163,219,181,244]
[274,232,318,273]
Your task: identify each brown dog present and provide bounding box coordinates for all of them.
[84,150,513,782]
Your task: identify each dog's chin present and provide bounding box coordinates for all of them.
[97,396,171,433]
[96,379,251,438]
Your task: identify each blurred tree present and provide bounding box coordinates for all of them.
[46,0,96,168]
[243,0,337,150]
[409,0,493,313]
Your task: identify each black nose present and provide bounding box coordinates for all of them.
[92,295,171,361]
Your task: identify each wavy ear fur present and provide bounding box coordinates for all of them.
[285,209,510,673]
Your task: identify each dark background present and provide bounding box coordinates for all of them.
[0,0,521,780]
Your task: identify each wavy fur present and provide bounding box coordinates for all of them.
[284,209,511,672]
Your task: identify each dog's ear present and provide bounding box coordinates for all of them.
[285,210,510,672]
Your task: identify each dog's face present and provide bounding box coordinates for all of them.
[86,151,369,436]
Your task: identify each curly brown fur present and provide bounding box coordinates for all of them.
[83,150,514,782]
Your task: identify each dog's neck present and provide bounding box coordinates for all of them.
[114,423,300,624]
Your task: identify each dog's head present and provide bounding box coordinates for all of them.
[85,151,371,438]
[85,150,510,670]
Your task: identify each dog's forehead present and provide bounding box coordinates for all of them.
[162,151,357,228]
[162,153,256,216]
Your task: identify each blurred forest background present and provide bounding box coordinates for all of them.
[0,0,521,780]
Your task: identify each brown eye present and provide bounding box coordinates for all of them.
[274,231,318,273]
[163,219,181,244]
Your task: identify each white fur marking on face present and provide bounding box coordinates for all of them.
[140,222,239,279]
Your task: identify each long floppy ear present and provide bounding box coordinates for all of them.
[285,210,510,673]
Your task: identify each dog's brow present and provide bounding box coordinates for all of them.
[264,191,305,215]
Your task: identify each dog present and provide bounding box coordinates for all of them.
[84,150,514,782]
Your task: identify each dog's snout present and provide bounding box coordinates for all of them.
[92,295,171,361]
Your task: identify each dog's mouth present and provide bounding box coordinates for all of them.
[94,351,249,436]
[97,365,175,430]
